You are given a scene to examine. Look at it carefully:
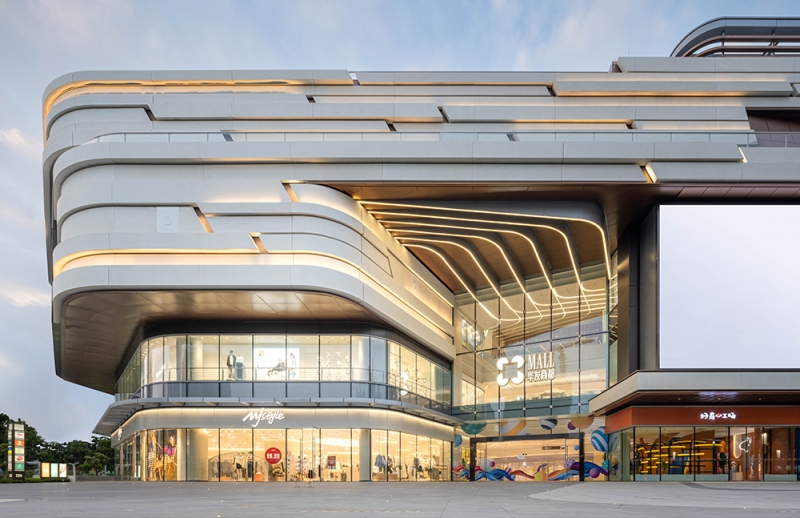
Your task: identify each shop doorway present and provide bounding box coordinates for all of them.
[470,434,583,481]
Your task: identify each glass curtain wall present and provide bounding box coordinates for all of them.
[116,334,451,408]
[610,426,798,481]
[455,265,609,418]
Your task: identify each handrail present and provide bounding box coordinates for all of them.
[80,130,800,148]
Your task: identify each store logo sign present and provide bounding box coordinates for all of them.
[243,408,286,427]
[497,352,556,386]
[700,411,736,421]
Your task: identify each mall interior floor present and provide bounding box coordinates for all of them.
[0,481,798,517]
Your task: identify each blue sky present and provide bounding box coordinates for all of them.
[0,0,798,442]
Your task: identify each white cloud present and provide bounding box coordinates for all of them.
[0,128,42,161]
[0,284,50,307]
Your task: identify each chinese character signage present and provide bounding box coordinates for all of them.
[7,423,25,479]
[699,411,737,421]
[497,352,556,386]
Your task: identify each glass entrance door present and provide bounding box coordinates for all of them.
[475,436,581,481]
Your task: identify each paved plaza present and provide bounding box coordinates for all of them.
[0,481,798,517]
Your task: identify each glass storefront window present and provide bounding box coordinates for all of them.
[351,336,370,382]
[219,428,253,481]
[370,338,387,384]
[695,427,729,481]
[254,335,286,381]
[220,335,253,381]
[164,335,184,382]
[579,334,607,406]
[400,346,417,397]
[148,338,165,384]
[143,429,178,481]
[660,427,693,480]
[288,336,319,381]
[764,427,796,479]
[611,426,799,482]
[387,431,400,481]
[634,427,661,480]
[119,333,451,406]
[416,435,431,482]
[417,356,432,400]
[124,427,450,483]
[321,336,350,382]
[254,429,286,482]
[400,433,417,481]
[320,429,352,482]
[388,342,401,388]
[372,430,388,481]
[188,335,219,381]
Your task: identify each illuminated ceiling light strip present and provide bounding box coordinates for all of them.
[385,221,591,317]
[376,211,606,305]
[405,243,503,323]
[401,236,523,323]
[391,228,548,318]
[371,210,604,296]
[361,201,612,280]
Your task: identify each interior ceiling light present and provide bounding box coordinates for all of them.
[360,200,611,279]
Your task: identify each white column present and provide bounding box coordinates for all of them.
[358,428,371,481]
[177,429,186,481]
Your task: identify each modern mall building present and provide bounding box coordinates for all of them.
[42,17,800,483]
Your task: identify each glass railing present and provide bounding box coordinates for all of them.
[81,131,800,147]
[116,367,449,407]
[114,378,452,414]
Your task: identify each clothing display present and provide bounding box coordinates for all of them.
[226,352,236,380]
[235,355,244,380]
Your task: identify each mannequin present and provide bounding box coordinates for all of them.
[226,350,236,379]
[235,354,244,380]
[255,350,267,380]
[246,452,254,481]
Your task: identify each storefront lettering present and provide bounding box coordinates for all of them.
[243,408,286,427]
[525,352,555,383]
[700,411,737,421]
[497,352,556,386]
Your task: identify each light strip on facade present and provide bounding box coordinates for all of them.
[382,212,601,320]
[394,229,553,318]
[400,237,523,323]
[389,224,591,314]
[370,209,605,296]
[361,200,612,280]
[404,243,503,322]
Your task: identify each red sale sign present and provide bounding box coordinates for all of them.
[265,447,282,464]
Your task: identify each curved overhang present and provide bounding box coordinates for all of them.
[56,289,398,394]
[672,17,800,57]
[589,369,800,416]
[96,396,463,438]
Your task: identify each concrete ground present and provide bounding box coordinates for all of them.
[0,481,798,517]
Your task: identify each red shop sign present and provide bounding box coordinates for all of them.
[265,447,282,465]
[327,455,336,468]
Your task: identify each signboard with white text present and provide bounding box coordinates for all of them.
[7,423,25,479]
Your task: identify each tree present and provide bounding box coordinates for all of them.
[40,441,66,463]
[23,423,47,463]
[0,413,9,474]
[80,452,110,476]
[90,436,115,474]
[64,440,93,466]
